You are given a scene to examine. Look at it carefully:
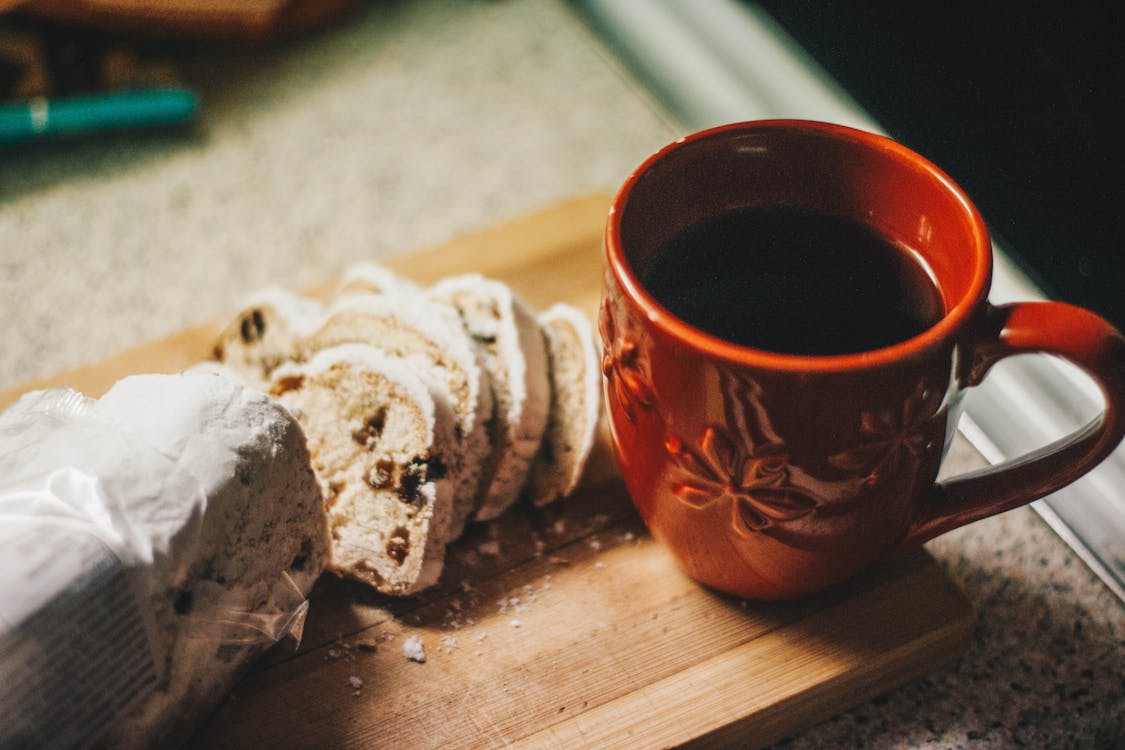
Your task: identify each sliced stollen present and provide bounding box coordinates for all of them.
[269,344,458,595]
[299,293,492,539]
[525,303,601,506]
[429,274,550,520]
[212,287,325,387]
[332,261,424,298]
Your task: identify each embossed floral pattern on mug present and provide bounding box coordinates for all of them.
[598,298,656,423]
[665,425,819,537]
[828,381,945,486]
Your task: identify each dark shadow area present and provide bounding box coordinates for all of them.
[0,0,404,201]
[755,1,1125,333]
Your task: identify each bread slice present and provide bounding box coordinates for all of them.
[299,293,492,539]
[429,274,550,520]
[269,344,458,595]
[333,261,424,298]
[525,303,601,505]
[212,287,324,387]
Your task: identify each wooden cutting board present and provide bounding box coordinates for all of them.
[0,194,974,749]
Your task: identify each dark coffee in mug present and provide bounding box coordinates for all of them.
[640,206,945,355]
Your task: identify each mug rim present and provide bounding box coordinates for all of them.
[605,119,993,372]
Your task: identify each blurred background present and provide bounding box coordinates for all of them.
[754,2,1124,335]
[2,2,1123,746]
[3,0,1121,354]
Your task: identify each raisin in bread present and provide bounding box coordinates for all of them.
[525,303,601,506]
[269,344,458,595]
[212,287,324,387]
[299,293,492,538]
[428,274,550,520]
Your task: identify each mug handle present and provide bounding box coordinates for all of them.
[902,301,1125,547]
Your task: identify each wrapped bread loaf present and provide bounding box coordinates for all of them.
[0,372,329,749]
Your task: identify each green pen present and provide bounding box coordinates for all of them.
[0,88,198,144]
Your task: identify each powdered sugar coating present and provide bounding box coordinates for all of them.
[278,342,446,426]
[429,274,550,520]
[26,372,328,749]
[96,372,329,595]
[335,261,424,298]
[526,303,601,505]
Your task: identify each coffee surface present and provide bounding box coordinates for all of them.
[641,207,944,356]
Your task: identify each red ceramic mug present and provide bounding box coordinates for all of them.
[600,120,1125,600]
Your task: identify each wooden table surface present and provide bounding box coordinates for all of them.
[0,195,975,749]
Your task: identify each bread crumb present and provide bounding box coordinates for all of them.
[347,676,364,690]
[510,619,522,628]
[403,635,427,663]
[622,531,636,542]
[594,562,605,569]
[589,538,602,551]
[327,638,380,660]
[553,520,567,535]
[498,596,527,615]
[477,540,501,557]
[441,635,458,654]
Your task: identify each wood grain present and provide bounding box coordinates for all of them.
[0,194,974,749]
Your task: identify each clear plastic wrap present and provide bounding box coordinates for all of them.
[0,381,324,749]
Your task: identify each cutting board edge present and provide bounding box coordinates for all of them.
[0,193,615,410]
[504,548,974,750]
